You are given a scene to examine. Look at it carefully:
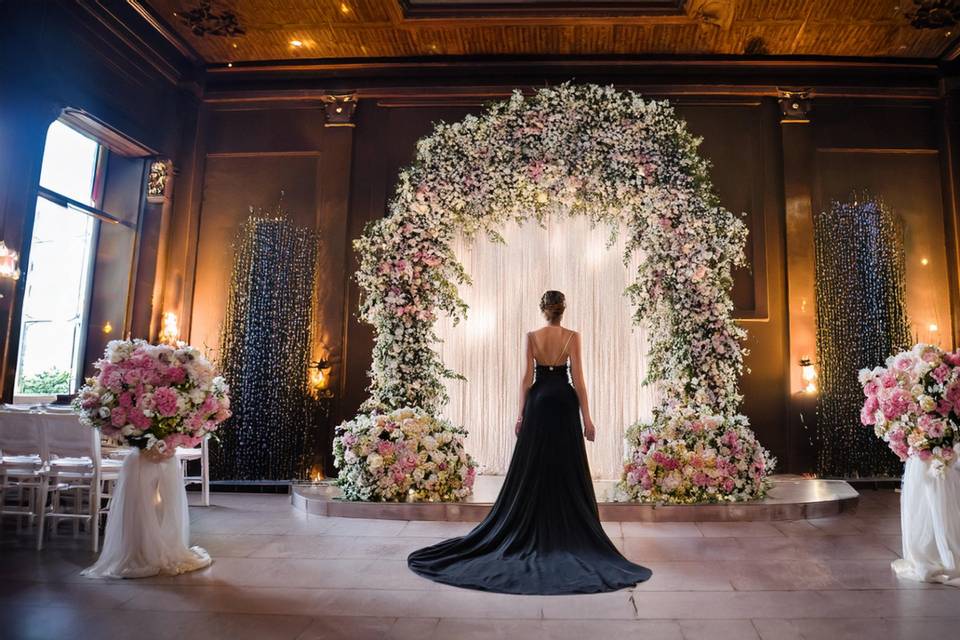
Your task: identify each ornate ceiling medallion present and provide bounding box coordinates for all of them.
[175,1,245,37]
[907,0,960,29]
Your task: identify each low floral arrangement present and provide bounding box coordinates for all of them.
[334,407,477,502]
[75,339,231,458]
[859,343,960,473]
[618,408,775,504]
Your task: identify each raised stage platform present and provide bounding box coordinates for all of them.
[292,475,859,522]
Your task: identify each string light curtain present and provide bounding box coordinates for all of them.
[435,214,657,480]
[814,195,911,478]
[213,209,320,481]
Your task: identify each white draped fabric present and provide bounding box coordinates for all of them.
[893,457,960,586]
[83,449,211,579]
[435,215,657,480]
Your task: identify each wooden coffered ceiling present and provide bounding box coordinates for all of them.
[135,0,960,65]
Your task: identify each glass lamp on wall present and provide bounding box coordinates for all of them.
[310,358,333,398]
[800,356,817,395]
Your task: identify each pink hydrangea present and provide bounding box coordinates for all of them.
[153,387,179,417]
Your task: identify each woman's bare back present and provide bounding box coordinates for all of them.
[529,326,577,366]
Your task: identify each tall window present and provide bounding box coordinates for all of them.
[15,120,104,398]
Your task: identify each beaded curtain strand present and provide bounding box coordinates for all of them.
[814,195,910,478]
[212,206,320,481]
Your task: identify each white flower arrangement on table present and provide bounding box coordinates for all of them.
[860,343,960,474]
[619,407,775,504]
[74,339,231,458]
[347,82,770,503]
[334,407,477,502]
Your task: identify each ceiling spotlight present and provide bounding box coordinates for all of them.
[290,39,303,47]
[930,323,939,332]
[340,2,351,13]
[921,257,929,266]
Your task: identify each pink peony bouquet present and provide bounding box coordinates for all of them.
[619,408,774,504]
[334,407,477,502]
[859,343,960,472]
[74,339,231,457]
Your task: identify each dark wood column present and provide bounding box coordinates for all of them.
[319,95,357,475]
[779,88,818,473]
[939,76,960,347]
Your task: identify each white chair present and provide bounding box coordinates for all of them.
[0,410,45,531]
[35,414,102,551]
[176,436,210,506]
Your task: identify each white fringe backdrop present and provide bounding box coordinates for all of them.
[435,215,657,480]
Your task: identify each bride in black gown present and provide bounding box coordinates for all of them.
[408,290,652,595]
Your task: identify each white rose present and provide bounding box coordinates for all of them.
[367,453,383,469]
[98,407,111,419]
[919,395,936,412]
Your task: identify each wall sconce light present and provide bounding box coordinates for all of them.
[0,241,20,280]
[158,311,181,346]
[310,359,333,398]
[102,321,113,335]
[800,356,817,395]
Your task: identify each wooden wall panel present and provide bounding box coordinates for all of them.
[190,154,320,356]
[815,151,950,349]
[813,100,950,351]
[675,100,789,465]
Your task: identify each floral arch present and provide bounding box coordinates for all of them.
[351,84,773,503]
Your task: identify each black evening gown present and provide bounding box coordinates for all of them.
[407,363,652,594]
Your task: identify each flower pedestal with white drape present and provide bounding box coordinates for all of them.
[82,448,210,579]
[83,449,211,578]
[893,457,960,586]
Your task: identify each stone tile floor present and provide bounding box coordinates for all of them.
[1,489,957,640]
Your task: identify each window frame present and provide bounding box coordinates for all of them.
[13,126,111,401]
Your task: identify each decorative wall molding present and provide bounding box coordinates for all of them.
[320,95,358,127]
[396,0,687,19]
[778,88,813,123]
[147,159,172,203]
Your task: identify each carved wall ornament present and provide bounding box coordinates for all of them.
[147,159,171,202]
[778,89,813,123]
[688,0,735,30]
[320,95,357,127]
[906,0,960,29]
[175,1,245,37]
